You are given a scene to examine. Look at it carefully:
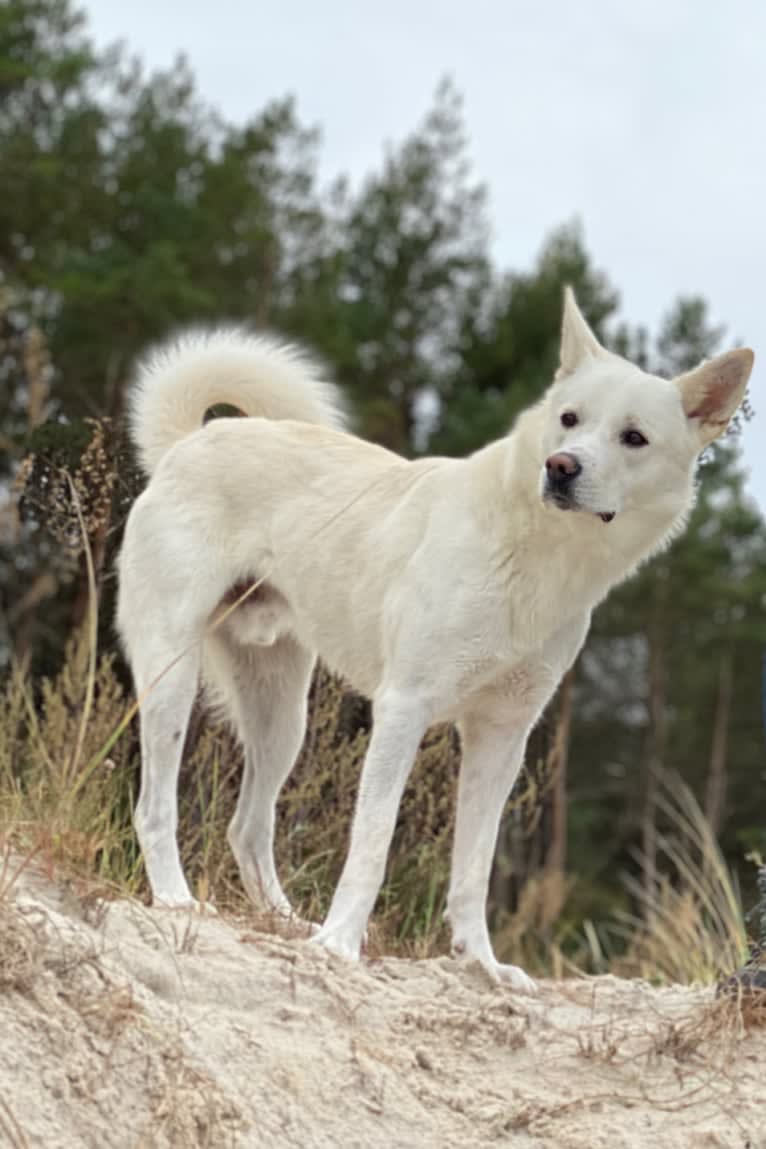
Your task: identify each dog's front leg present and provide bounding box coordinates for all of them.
[313,689,432,961]
[447,708,538,993]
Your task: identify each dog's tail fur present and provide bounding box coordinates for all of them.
[128,328,345,475]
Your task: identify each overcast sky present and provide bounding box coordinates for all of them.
[85,0,766,511]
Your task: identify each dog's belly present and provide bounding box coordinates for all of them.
[211,574,386,694]
[292,611,385,698]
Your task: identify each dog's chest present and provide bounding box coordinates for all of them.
[504,537,613,645]
[430,583,587,719]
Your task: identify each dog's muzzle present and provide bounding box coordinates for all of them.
[543,451,581,509]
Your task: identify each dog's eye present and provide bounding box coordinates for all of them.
[560,412,578,428]
[621,429,649,448]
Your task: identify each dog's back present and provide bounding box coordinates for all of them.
[128,328,345,475]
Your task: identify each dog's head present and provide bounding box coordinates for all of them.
[540,288,754,523]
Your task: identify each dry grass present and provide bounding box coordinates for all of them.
[497,980,766,1140]
[0,1094,31,1149]
[0,864,141,1043]
[0,634,142,896]
[0,899,46,994]
[612,777,750,984]
[1,614,757,983]
[148,1043,243,1149]
[0,623,463,954]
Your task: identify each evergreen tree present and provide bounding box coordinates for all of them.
[432,221,619,455]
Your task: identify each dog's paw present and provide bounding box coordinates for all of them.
[488,962,537,994]
[311,924,362,962]
[452,939,537,994]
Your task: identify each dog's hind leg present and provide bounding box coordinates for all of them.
[205,634,315,919]
[118,493,228,909]
[132,639,202,908]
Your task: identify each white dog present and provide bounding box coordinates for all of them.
[117,289,753,991]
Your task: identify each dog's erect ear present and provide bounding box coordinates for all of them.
[676,348,754,446]
[557,286,604,379]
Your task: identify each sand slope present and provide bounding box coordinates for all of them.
[1,869,764,1149]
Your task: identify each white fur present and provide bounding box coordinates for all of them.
[129,328,344,475]
[116,294,753,992]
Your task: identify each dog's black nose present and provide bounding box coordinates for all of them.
[545,452,582,486]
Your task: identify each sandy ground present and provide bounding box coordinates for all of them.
[1,868,764,1149]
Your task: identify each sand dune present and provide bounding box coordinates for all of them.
[1,868,763,1148]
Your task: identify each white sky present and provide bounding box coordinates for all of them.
[85,0,766,512]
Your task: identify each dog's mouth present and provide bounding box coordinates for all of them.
[545,491,577,512]
[544,493,616,524]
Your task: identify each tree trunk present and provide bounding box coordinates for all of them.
[547,667,575,877]
[704,648,733,837]
[539,667,575,932]
[642,576,668,908]
[11,327,52,665]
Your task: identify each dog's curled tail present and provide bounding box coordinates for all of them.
[128,327,345,475]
